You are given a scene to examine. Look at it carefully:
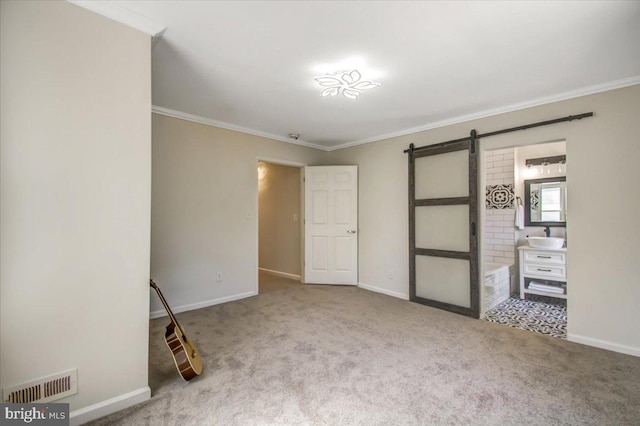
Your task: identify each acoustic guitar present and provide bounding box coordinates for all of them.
[150,279,203,381]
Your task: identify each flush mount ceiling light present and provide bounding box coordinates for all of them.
[315,70,380,100]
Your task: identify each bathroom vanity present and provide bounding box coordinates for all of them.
[518,246,567,299]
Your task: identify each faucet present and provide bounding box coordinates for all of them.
[544,226,551,237]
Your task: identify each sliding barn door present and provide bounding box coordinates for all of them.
[408,134,479,317]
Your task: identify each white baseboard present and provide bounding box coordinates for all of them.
[358,282,409,300]
[258,267,301,281]
[69,386,150,426]
[567,333,640,358]
[150,291,257,319]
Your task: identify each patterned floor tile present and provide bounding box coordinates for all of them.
[483,294,567,338]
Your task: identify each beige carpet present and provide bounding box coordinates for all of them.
[88,275,640,425]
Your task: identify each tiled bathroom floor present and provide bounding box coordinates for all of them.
[483,294,567,338]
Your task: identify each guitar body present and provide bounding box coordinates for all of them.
[163,323,203,381]
[150,279,203,381]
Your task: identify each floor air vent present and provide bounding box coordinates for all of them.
[3,369,77,403]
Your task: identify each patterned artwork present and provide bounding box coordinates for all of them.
[485,184,514,209]
[483,295,567,339]
[530,190,540,210]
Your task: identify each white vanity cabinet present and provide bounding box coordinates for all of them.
[518,246,567,300]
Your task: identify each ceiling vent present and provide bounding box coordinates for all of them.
[3,369,78,404]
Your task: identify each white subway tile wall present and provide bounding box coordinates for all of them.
[484,148,515,264]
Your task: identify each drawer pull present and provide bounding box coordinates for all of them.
[537,268,552,272]
[536,255,552,259]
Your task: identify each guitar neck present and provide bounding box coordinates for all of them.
[150,280,181,328]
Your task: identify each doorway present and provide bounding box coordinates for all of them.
[257,161,360,292]
[257,160,304,293]
[481,141,567,338]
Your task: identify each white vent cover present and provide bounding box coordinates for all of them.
[3,368,77,403]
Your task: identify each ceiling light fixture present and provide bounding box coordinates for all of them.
[315,70,380,100]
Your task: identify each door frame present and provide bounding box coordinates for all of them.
[478,138,567,316]
[256,157,307,293]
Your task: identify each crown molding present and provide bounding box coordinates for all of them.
[326,76,640,151]
[67,1,166,42]
[151,106,329,152]
[153,77,638,153]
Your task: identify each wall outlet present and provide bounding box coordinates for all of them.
[387,270,394,280]
[216,272,223,282]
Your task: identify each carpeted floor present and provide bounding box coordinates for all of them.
[87,276,640,425]
[483,294,567,339]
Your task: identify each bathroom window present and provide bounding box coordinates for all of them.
[540,186,564,222]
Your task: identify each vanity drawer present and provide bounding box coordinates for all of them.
[523,250,566,264]
[523,263,566,280]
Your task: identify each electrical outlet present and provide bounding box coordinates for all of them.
[387,270,394,280]
[216,272,223,282]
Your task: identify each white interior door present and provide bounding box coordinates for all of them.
[304,166,358,285]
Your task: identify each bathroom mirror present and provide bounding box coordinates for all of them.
[524,177,566,227]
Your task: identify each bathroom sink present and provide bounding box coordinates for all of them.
[527,237,565,249]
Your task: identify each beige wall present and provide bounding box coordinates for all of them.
[3,5,635,425]
[330,85,640,356]
[327,138,411,299]
[258,162,302,277]
[0,0,152,421]
[151,115,325,315]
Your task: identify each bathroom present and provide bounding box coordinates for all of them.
[482,141,567,337]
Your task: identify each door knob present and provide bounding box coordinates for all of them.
[347,230,357,234]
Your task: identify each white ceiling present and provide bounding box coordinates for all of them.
[113,1,640,150]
